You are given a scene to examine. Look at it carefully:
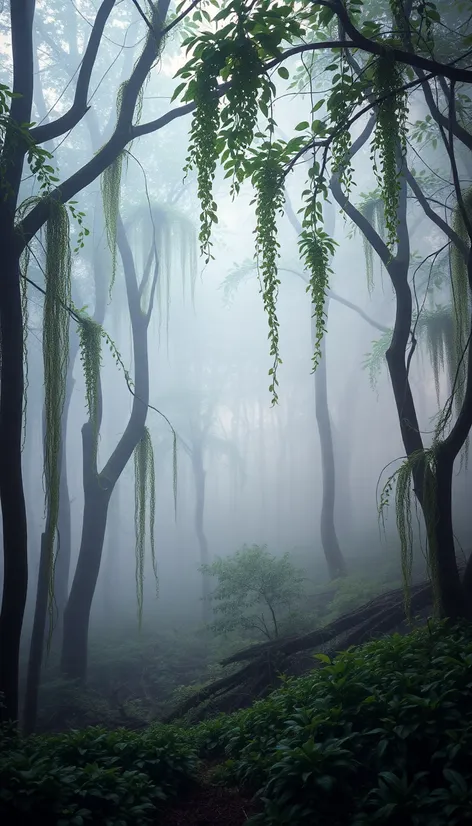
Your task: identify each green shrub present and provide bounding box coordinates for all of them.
[192,621,472,825]
[201,544,305,640]
[0,724,198,825]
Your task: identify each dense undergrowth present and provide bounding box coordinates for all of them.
[2,621,472,825]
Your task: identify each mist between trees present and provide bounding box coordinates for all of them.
[0,0,471,736]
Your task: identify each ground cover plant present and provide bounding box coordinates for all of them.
[1,621,472,825]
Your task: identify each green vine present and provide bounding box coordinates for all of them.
[134,426,157,626]
[371,55,408,251]
[251,152,286,404]
[300,228,333,370]
[219,23,263,197]
[42,200,72,627]
[184,49,225,262]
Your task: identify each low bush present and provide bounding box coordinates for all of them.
[192,621,472,825]
[0,724,198,825]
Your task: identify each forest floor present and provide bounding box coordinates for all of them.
[157,760,259,826]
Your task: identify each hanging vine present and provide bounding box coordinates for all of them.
[42,200,72,626]
[77,313,102,467]
[415,305,455,407]
[379,448,440,618]
[370,55,408,251]
[101,151,124,297]
[357,193,386,293]
[183,48,225,262]
[251,151,286,404]
[134,426,157,626]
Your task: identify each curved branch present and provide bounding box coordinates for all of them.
[313,0,472,84]
[329,118,392,268]
[30,0,116,144]
[405,168,468,258]
[17,0,172,251]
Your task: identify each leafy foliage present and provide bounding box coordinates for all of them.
[201,545,305,639]
[193,622,472,825]
[0,723,197,825]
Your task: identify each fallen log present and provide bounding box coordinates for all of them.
[163,573,453,723]
[221,580,431,666]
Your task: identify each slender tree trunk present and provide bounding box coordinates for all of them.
[61,422,112,679]
[0,0,35,727]
[433,449,466,618]
[23,531,50,734]
[23,336,78,731]
[102,480,121,622]
[52,367,76,641]
[192,444,210,621]
[312,305,347,579]
[61,214,153,681]
[258,400,267,523]
[0,250,28,724]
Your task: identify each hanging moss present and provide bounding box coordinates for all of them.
[415,305,455,407]
[42,200,72,628]
[380,448,440,619]
[101,152,124,297]
[134,426,157,626]
[77,314,102,466]
[358,195,386,294]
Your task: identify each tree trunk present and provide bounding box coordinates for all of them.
[0,249,29,725]
[60,214,153,681]
[433,449,466,618]
[102,480,121,622]
[312,304,347,579]
[192,444,210,621]
[385,262,465,617]
[52,367,76,642]
[23,531,50,734]
[61,425,111,680]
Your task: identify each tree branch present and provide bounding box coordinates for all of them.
[312,0,472,84]
[405,168,468,259]
[17,0,172,252]
[29,0,117,144]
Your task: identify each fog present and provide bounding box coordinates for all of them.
[0,0,471,727]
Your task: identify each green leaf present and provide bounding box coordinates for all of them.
[278,66,289,80]
[171,82,187,102]
[294,121,310,131]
